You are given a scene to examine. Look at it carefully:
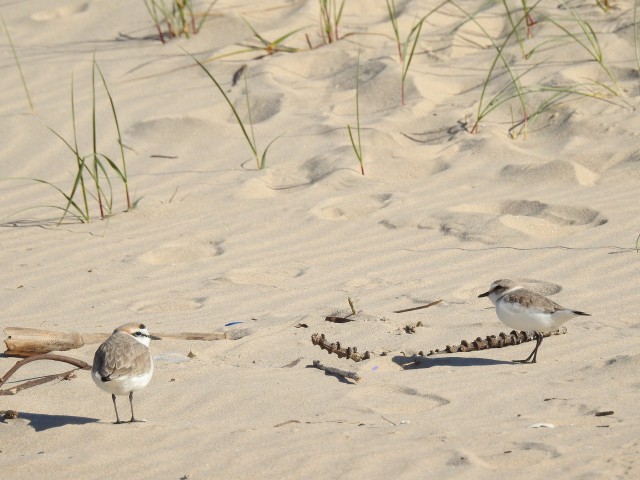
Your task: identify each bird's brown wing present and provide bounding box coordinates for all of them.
[502,290,565,314]
[93,333,151,380]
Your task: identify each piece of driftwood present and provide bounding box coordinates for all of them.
[0,353,91,396]
[312,360,360,383]
[311,333,371,362]
[423,328,567,356]
[3,327,247,357]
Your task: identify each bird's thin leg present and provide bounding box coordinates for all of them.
[112,394,123,424]
[513,333,543,364]
[128,391,146,423]
[531,334,543,364]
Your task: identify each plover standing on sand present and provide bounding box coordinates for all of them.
[92,323,159,423]
[478,279,590,363]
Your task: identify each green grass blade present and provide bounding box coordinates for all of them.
[242,73,259,168]
[196,0,219,33]
[259,134,283,170]
[1,14,34,112]
[91,54,105,219]
[94,61,130,210]
[182,47,258,161]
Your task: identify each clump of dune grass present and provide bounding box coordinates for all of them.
[386,0,452,105]
[185,48,280,169]
[386,0,424,105]
[347,50,364,175]
[1,14,34,112]
[9,57,131,224]
[449,0,623,138]
[206,18,306,61]
[143,0,217,43]
[319,0,345,44]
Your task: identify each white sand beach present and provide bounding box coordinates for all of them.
[1,0,639,478]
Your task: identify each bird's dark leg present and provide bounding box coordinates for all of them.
[513,333,543,364]
[128,391,146,423]
[112,394,123,424]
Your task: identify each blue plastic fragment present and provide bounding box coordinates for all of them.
[224,321,243,327]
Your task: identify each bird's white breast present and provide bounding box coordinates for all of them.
[495,298,561,332]
[92,357,154,396]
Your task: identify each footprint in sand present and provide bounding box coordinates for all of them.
[30,3,89,21]
[127,116,214,145]
[442,199,607,242]
[139,240,224,265]
[213,262,308,288]
[501,159,599,186]
[133,296,207,313]
[232,89,282,124]
[497,199,607,238]
[449,4,505,59]
[311,193,392,221]
[351,385,450,418]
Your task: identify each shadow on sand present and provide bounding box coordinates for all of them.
[3,412,100,432]
[393,355,514,369]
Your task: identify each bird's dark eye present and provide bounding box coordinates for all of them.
[134,331,142,336]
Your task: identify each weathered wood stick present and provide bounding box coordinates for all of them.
[312,360,361,383]
[424,328,568,356]
[3,328,107,357]
[394,299,443,314]
[311,333,371,362]
[3,327,242,357]
[0,353,91,392]
[0,368,80,396]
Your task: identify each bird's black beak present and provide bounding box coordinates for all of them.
[150,334,162,340]
[478,291,490,298]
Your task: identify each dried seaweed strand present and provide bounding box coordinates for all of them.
[311,333,370,362]
[312,360,360,382]
[424,328,567,356]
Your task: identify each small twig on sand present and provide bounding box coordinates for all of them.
[311,333,371,362]
[394,299,442,314]
[1,368,81,396]
[0,353,91,395]
[312,360,360,383]
[347,297,356,315]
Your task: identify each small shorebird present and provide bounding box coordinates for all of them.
[92,323,159,424]
[478,279,590,363]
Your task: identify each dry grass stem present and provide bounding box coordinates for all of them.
[394,299,443,313]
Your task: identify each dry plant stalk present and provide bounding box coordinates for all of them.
[312,360,360,383]
[311,333,371,362]
[394,299,443,313]
[0,353,91,396]
[423,328,567,356]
